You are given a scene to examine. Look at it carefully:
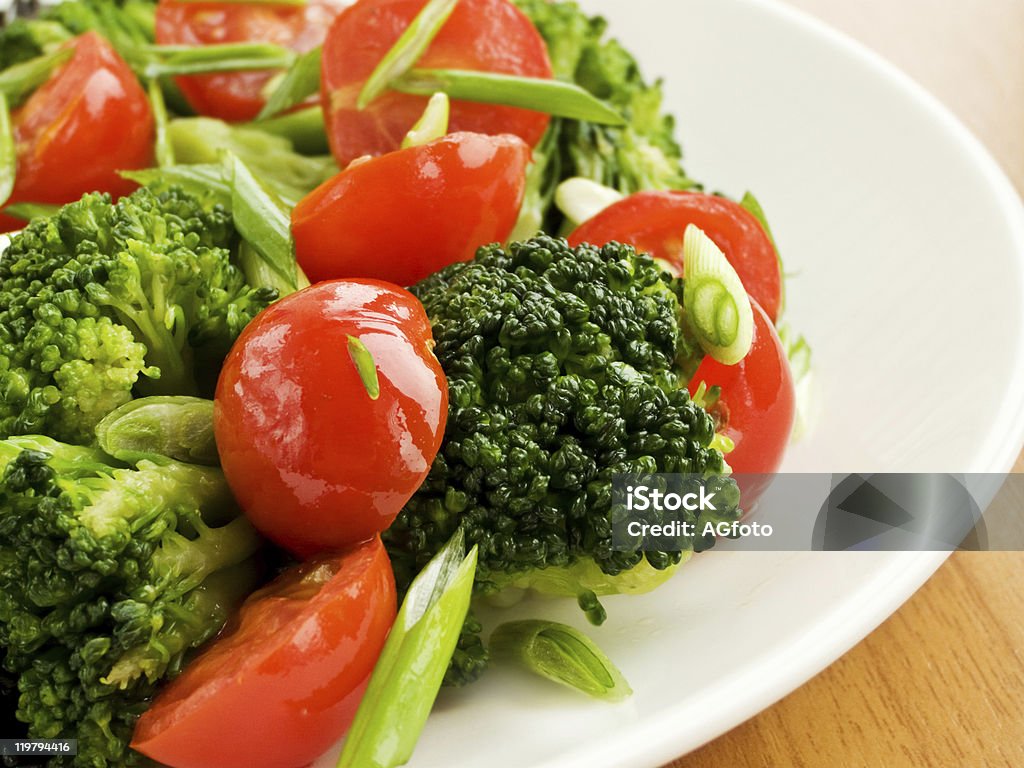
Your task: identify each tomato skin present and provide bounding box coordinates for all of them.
[292,131,530,285]
[214,280,447,557]
[568,191,783,323]
[689,299,795,483]
[1,31,153,232]
[322,0,552,166]
[155,0,349,121]
[132,538,396,768]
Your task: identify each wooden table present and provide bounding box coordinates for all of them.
[670,2,1024,765]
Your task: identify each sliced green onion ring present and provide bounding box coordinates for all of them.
[490,620,632,702]
[682,224,754,365]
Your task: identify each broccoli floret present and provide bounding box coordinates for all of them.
[0,435,262,768]
[512,0,698,234]
[0,186,274,444]
[387,237,739,685]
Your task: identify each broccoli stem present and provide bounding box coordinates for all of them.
[153,515,264,596]
[103,559,261,690]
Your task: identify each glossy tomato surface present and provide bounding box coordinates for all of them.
[156,0,350,121]
[0,31,153,233]
[569,191,784,323]
[214,280,447,557]
[322,0,552,166]
[132,538,396,768]
[293,131,530,285]
[689,299,795,482]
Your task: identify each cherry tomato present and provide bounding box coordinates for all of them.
[155,0,350,122]
[214,280,447,557]
[322,0,552,166]
[132,538,396,768]
[0,32,153,233]
[689,299,794,489]
[568,191,783,323]
[292,131,530,286]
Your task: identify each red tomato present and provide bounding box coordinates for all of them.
[292,131,530,285]
[568,191,783,323]
[132,538,396,768]
[0,32,153,233]
[214,280,447,557]
[689,299,795,486]
[322,0,552,166]
[155,0,350,122]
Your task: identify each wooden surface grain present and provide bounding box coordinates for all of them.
[669,2,1024,766]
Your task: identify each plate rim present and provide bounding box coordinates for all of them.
[528,0,1024,765]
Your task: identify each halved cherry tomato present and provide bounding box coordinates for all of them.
[292,131,530,285]
[155,0,350,122]
[214,280,447,557]
[689,299,794,487]
[0,31,153,233]
[568,191,783,323]
[322,0,552,166]
[132,538,396,768]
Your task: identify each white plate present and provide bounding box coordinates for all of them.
[316,0,1024,766]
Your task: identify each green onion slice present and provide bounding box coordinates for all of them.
[137,43,295,79]
[346,336,381,401]
[357,0,459,109]
[554,177,624,227]
[0,48,73,105]
[393,68,625,125]
[337,531,478,768]
[402,92,450,148]
[258,45,322,120]
[0,94,14,209]
[224,153,299,292]
[490,620,632,702]
[95,396,218,467]
[739,190,785,316]
[2,202,60,221]
[683,224,754,365]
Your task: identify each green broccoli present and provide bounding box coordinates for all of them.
[0,186,274,445]
[0,435,262,767]
[386,236,740,685]
[512,0,699,234]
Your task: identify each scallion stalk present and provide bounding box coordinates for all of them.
[224,153,299,294]
[258,45,322,120]
[393,68,625,126]
[148,79,175,168]
[357,0,459,109]
[0,49,73,105]
[336,531,478,768]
